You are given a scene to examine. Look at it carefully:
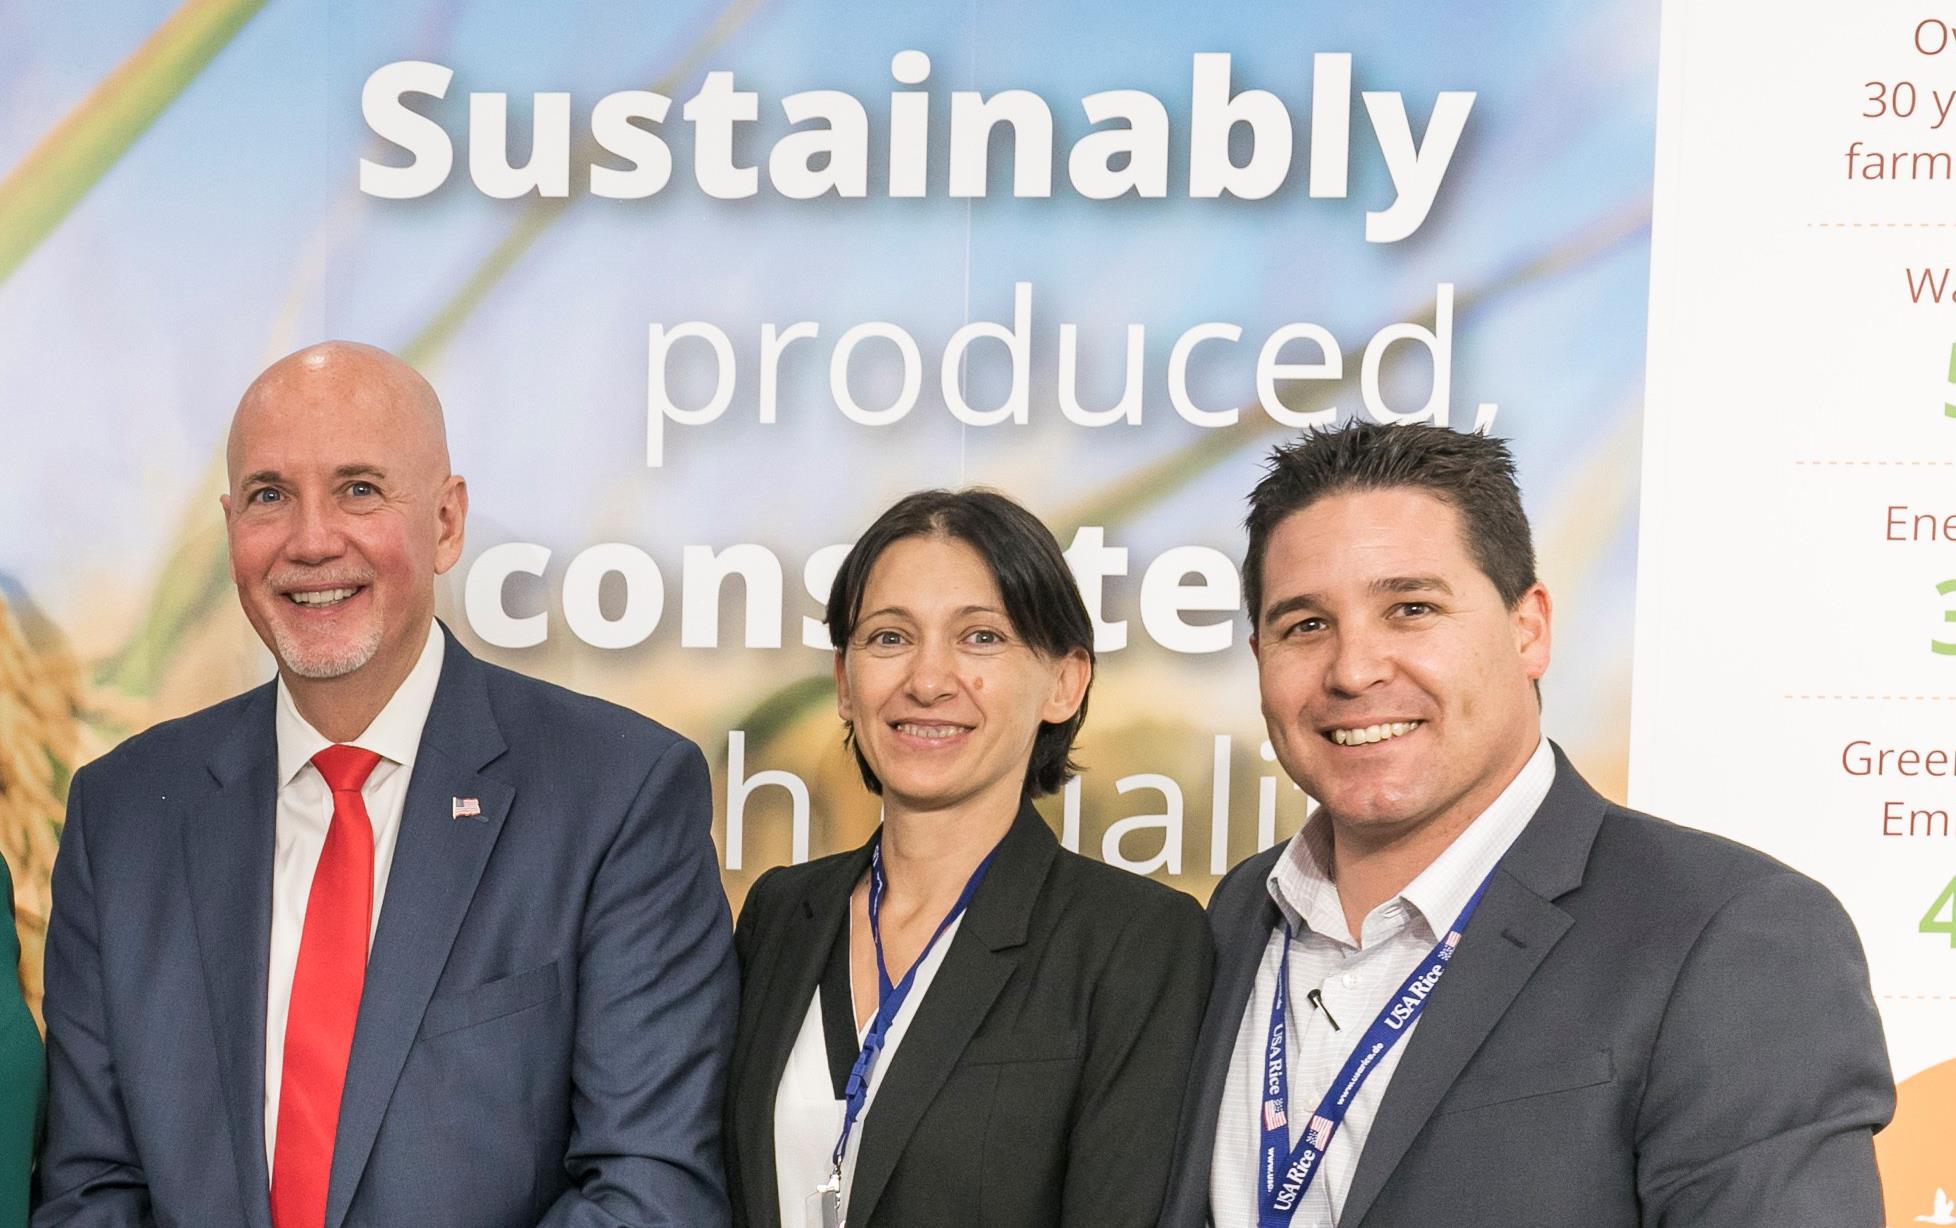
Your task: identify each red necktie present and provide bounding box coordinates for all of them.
[272,744,382,1228]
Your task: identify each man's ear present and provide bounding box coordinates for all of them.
[433,475,468,574]
[1512,582,1552,681]
[218,493,241,584]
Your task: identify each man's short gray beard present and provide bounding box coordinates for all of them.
[272,622,384,680]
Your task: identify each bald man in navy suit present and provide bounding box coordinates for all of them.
[37,342,737,1228]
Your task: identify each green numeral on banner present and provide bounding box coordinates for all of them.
[1934,581,1956,656]
[1922,877,1956,947]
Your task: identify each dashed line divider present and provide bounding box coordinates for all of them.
[1782,695,1956,700]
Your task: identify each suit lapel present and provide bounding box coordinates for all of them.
[1338,869,1573,1226]
[1341,747,1605,1228]
[184,684,279,1228]
[324,636,515,1228]
[845,801,1057,1226]
[1165,846,1283,1224]
[737,850,862,1228]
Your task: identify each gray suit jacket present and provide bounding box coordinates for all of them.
[36,627,738,1227]
[1161,746,1894,1228]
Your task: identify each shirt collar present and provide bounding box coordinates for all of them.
[1267,737,1555,946]
[275,621,446,787]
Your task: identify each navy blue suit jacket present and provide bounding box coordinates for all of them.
[36,627,738,1228]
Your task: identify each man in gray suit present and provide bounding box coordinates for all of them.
[1163,422,1893,1227]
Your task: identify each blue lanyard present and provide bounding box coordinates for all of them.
[1256,865,1499,1227]
[830,835,999,1175]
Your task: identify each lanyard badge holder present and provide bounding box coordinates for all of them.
[808,836,998,1228]
[806,1173,842,1228]
[1255,865,1499,1228]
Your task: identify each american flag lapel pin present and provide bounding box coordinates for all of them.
[452,796,482,821]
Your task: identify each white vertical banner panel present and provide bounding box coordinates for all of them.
[1634,0,1956,1215]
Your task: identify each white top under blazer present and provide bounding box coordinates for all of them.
[772,912,963,1227]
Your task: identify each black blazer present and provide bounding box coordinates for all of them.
[726,800,1213,1228]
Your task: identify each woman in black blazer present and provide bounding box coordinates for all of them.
[725,489,1214,1228]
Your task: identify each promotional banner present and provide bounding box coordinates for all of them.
[2,0,1659,1004]
[1635,2,1956,1221]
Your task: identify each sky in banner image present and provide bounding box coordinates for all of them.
[0,0,1659,1015]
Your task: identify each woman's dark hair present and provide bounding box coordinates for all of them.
[825,489,1095,798]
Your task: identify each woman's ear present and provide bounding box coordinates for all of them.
[1041,648,1092,724]
[833,648,853,720]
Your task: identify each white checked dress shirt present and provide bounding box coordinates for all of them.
[263,620,444,1173]
[1209,739,1553,1228]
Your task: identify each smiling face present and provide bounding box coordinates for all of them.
[835,534,1089,820]
[221,342,466,705]
[1251,486,1550,854]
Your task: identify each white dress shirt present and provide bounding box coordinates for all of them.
[772,913,962,1228]
[264,621,444,1173]
[1209,739,1553,1228]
